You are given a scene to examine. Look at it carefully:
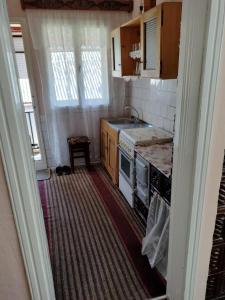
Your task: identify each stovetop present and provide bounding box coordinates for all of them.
[119,126,173,158]
[120,127,173,146]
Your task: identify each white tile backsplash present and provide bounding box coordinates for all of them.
[167,106,176,121]
[126,78,177,133]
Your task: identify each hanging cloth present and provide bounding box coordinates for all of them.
[142,191,170,277]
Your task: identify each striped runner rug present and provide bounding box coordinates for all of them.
[38,165,165,300]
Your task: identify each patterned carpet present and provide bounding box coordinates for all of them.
[38,165,165,300]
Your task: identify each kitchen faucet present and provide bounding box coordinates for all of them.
[124,105,140,122]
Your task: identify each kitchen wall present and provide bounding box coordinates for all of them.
[125,78,177,133]
[0,154,31,300]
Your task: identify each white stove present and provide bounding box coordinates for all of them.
[119,127,173,158]
[119,126,173,208]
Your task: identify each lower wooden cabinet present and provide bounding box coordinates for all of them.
[107,130,118,182]
[100,119,119,184]
[100,125,108,167]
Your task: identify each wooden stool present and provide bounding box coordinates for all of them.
[67,136,91,173]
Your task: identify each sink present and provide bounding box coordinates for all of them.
[109,118,143,125]
[108,118,152,131]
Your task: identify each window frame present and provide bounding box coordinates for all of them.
[47,31,109,108]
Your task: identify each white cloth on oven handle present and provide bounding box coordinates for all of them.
[142,191,170,272]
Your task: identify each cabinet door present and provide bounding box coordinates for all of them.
[141,5,161,78]
[111,28,122,77]
[160,3,182,79]
[107,131,118,184]
[101,127,108,168]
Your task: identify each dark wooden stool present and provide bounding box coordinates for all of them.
[67,136,91,173]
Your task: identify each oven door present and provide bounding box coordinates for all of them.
[136,156,149,187]
[119,146,134,186]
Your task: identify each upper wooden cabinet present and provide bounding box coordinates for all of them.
[111,17,141,77]
[141,2,182,79]
[111,2,182,79]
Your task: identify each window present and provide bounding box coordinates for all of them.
[47,24,109,108]
[11,24,41,160]
[81,47,103,101]
[51,51,79,105]
[50,46,107,107]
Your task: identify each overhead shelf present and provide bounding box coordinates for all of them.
[111,2,182,79]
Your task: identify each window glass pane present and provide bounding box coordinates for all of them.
[11,31,41,159]
[15,52,32,103]
[81,47,103,101]
[51,52,78,103]
[13,36,24,52]
[19,79,32,103]
[15,53,28,78]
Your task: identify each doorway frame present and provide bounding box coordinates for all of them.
[0,1,55,299]
[183,2,225,298]
[1,0,225,300]
[167,0,225,299]
[10,17,47,171]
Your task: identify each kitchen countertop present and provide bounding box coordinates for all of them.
[135,143,173,178]
[121,127,173,145]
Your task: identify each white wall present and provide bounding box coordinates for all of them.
[126,78,177,133]
[0,154,31,300]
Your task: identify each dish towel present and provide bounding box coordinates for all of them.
[142,191,170,277]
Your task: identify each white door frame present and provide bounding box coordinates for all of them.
[0,1,55,300]
[1,0,225,299]
[167,0,225,299]
[184,1,225,298]
[10,17,47,171]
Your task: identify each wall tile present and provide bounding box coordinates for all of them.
[160,103,168,118]
[125,83,129,97]
[126,78,177,133]
[162,118,171,132]
[169,93,177,107]
[160,79,177,92]
[144,88,151,100]
[167,106,176,121]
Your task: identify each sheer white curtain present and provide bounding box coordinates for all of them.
[27,10,128,167]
